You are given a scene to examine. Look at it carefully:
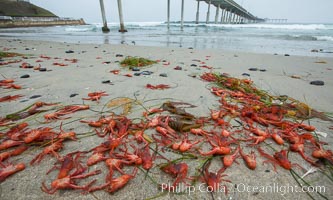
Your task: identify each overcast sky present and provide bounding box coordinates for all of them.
[29,0,333,23]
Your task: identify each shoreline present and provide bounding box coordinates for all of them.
[0,39,332,199]
[1,22,332,58]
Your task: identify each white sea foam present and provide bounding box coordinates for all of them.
[315,36,333,41]
[208,23,332,30]
[92,22,165,28]
[125,21,165,27]
[65,25,97,32]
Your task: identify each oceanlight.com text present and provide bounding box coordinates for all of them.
[160,182,326,196]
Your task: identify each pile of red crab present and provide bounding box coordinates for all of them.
[0,72,332,196]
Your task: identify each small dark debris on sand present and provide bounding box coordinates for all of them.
[310,80,325,86]
[159,73,168,77]
[30,95,42,99]
[132,67,140,72]
[70,93,79,98]
[174,66,182,70]
[102,80,111,84]
[249,68,258,71]
[20,74,30,78]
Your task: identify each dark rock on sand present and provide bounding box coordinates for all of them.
[248,68,258,71]
[141,71,153,75]
[65,50,74,54]
[159,73,168,77]
[310,80,325,86]
[116,54,123,57]
[191,64,197,67]
[70,93,79,98]
[242,73,250,76]
[174,66,182,70]
[20,74,30,78]
[259,69,267,72]
[284,54,290,56]
[102,80,111,84]
[133,71,153,76]
[30,95,41,99]
[39,68,47,72]
[132,68,140,71]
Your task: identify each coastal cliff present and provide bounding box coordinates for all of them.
[0,0,85,27]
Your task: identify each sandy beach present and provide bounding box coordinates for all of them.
[0,38,332,200]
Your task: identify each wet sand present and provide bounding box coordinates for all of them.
[0,38,332,200]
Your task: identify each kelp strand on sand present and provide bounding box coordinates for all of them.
[106,97,134,116]
[0,51,23,58]
[201,72,332,122]
[120,56,157,68]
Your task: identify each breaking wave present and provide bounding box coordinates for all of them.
[281,34,333,41]
[65,25,98,32]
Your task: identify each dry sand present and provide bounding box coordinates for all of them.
[0,38,332,200]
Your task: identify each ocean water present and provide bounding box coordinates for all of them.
[0,22,333,57]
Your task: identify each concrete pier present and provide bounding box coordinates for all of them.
[97,0,263,32]
[99,0,109,33]
[198,0,263,24]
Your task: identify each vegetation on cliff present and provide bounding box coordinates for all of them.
[0,0,57,17]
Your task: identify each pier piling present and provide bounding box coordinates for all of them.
[167,0,170,29]
[117,0,127,32]
[220,9,225,23]
[99,0,109,33]
[206,0,211,24]
[181,0,184,30]
[196,0,200,24]
[214,4,220,24]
